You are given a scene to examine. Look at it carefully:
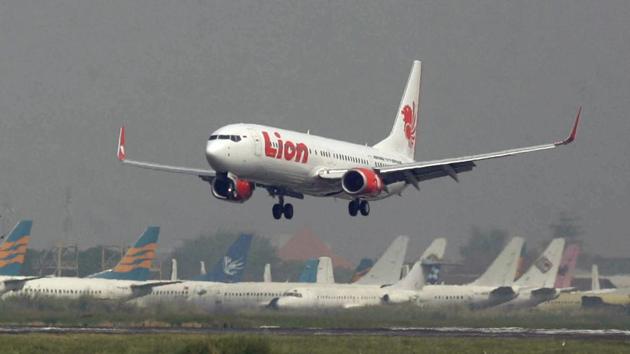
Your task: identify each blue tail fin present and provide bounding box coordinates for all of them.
[198,234,253,282]
[298,259,319,283]
[90,226,159,280]
[0,220,33,276]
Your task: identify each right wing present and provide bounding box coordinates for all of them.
[116,126,216,179]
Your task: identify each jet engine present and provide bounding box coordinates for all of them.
[211,175,254,203]
[341,168,384,196]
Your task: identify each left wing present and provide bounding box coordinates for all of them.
[320,107,581,187]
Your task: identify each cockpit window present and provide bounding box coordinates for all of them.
[209,135,242,142]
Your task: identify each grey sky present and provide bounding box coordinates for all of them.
[0,1,628,262]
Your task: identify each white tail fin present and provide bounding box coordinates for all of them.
[170,259,178,281]
[373,60,422,160]
[263,263,272,282]
[355,235,409,285]
[316,257,335,284]
[420,238,447,262]
[471,237,525,287]
[200,261,207,276]
[591,264,600,291]
[392,260,424,290]
[515,238,565,288]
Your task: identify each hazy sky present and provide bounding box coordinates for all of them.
[0,1,628,263]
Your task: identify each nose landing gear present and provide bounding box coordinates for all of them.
[348,199,370,217]
[272,196,294,220]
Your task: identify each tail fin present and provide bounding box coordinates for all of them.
[91,226,160,280]
[200,261,207,276]
[263,263,272,283]
[420,238,447,284]
[554,243,580,288]
[391,260,424,291]
[170,259,178,281]
[373,60,422,160]
[0,220,33,276]
[350,258,374,283]
[515,238,565,288]
[591,264,600,291]
[298,259,319,283]
[201,234,253,283]
[355,236,409,285]
[316,256,335,284]
[471,237,525,287]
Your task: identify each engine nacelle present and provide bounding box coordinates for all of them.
[341,168,384,196]
[211,176,254,203]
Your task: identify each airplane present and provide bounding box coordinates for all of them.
[6,227,178,301]
[415,237,525,309]
[269,238,445,310]
[116,60,581,219]
[353,235,409,286]
[86,226,160,280]
[193,234,252,283]
[0,220,40,295]
[496,238,565,309]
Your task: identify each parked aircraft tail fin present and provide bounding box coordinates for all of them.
[197,234,252,283]
[0,220,33,276]
[355,236,409,285]
[591,264,600,291]
[471,237,524,287]
[317,257,335,284]
[515,238,565,288]
[298,259,319,283]
[554,243,580,288]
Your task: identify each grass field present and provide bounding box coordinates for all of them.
[0,334,628,354]
[0,296,629,330]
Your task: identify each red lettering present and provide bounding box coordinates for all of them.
[284,141,296,160]
[261,131,309,164]
[262,131,277,158]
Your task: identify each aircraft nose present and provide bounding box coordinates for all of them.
[206,141,228,171]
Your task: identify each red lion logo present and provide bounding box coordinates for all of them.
[402,102,416,148]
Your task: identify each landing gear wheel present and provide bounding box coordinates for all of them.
[359,200,370,216]
[272,204,283,220]
[348,200,359,216]
[283,203,294,219]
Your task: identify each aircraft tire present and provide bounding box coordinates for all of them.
[359,200,370,216]
[348,200,359,216]
[272,204,283,219]
[283,203,294,219]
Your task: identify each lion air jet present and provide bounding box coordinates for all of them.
[117,61,580,219]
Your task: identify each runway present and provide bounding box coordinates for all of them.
[1,326,629,340]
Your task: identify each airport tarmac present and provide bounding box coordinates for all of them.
[1,326,629,340]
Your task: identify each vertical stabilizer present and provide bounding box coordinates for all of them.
[391,260,424,290]
[350,258,374,283]
[298,259,319,283]
[554,244,580,288]
[373,60,422,160]
[200,261,207,276]
[471,237,525,287]
[199,234,252,283]
[170,259,178,281]
[355,236,409,285]
[420,238,447,284]
[90,226,159,281]
[591,264,600,291]
[515,238,565,288]
[263,263,272,283]
[317,256,335,284]
[0,220,33,276]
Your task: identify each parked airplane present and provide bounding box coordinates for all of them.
[353,235,409,286]
[6,227,177,301]
[86,226,160,281]
[415,237,525,309]
[497,238,565,309]
[269,238,446,309]
[117,61,581,219]
[0,220,40,295]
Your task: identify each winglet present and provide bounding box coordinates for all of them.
[117,126,126,161]
[556,106,581,146]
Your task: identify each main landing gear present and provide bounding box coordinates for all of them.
[272,196,294,220]
[348,199,370,217]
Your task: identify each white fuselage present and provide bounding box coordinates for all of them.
[205,124,409,199]
[3,277,150,301]
[272,285,417,310]
[414,285,517,309]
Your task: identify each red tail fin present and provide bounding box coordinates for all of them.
[117,126,126,161]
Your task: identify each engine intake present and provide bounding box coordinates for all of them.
[341,168,384,196]
[211,176,254,203]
